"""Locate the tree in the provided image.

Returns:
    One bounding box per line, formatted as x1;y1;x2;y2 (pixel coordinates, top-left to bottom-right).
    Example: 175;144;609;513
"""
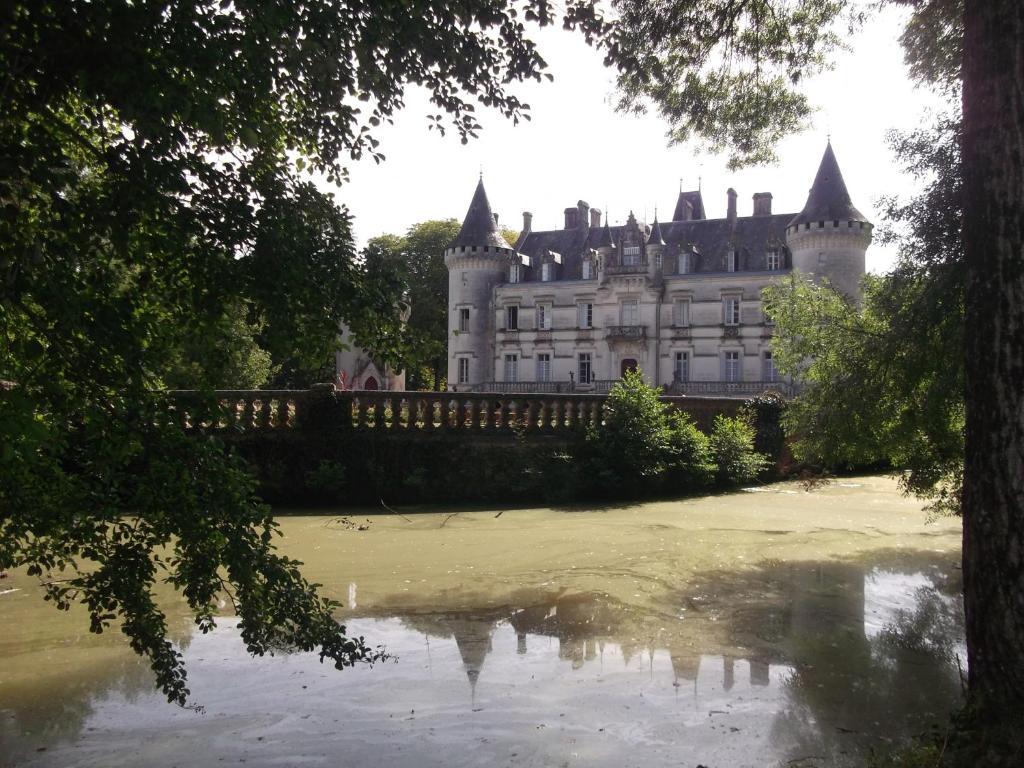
0;0;611;704
763;116;965;518
364;220;460;391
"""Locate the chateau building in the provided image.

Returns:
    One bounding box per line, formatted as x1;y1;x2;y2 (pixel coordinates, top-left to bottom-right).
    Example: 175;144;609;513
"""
445;142;872;395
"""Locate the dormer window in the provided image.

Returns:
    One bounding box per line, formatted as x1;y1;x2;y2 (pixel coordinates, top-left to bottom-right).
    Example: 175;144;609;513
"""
541;262;553;282
766;249;781;271
623;245;641;266
509;263;520;283
581;258;593;280
726;249;739;272
679;252;691;274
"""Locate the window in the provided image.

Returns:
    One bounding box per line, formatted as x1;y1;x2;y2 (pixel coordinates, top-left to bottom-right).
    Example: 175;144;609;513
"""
578;352;593;384
541;262;553;282
726;249;739;272
621;300;639;326
458;307;470;333
766;249;781;271
536;303;551;331
723;296;741;326
623;245;641;266
582;258;593;280
673;351;690;383
505;305;519;330
763;350;777;382
504;354;519;382
673;299;690;327
655;252;663;271
509;263;520;283
724;351;741;382
536;353;551;382
578;302;593;329
457;357;470;385
678;252;691;274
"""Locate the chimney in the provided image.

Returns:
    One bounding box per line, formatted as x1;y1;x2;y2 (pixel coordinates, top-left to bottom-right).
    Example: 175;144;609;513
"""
577;200;591;231
727;188;737;223
752;192;773;216
492;212;499;226
564;206;579;229
590;207;602;228
522;211;533;236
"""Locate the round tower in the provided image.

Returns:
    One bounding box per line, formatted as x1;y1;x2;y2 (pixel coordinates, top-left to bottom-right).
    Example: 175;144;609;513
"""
445;177;518;390
786;141;873;301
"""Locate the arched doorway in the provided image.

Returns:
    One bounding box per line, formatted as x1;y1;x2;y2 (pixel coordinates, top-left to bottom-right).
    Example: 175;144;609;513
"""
363;376;379;390
620;359;638;377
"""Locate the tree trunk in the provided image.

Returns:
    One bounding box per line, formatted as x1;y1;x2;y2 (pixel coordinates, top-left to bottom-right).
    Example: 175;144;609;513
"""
961;0;1024;720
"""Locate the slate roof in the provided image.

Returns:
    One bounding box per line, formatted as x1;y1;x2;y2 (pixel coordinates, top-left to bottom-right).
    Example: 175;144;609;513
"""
648;216;666;246
450;178;515;250
515;212;794;279
790;142;868;227
672;190;707;221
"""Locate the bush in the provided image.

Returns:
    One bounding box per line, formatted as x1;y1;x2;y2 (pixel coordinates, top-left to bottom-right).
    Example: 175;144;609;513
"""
666;411;716;489
585;370;677;495
710;414;771;485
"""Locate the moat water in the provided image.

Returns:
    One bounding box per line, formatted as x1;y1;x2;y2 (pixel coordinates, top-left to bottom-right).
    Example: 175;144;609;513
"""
1;476;964;767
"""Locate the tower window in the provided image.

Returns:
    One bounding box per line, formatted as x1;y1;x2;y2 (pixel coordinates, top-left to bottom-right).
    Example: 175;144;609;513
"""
509;263;520;283
457;357;470;385
458;307;470;332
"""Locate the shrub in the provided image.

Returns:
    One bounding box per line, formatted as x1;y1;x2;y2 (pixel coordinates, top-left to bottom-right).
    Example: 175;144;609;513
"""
710;414;771;485
666;411;716;489
585;369;676;495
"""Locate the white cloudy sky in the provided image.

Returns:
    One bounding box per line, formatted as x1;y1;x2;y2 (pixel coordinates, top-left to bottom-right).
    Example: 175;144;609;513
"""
335;5;949;274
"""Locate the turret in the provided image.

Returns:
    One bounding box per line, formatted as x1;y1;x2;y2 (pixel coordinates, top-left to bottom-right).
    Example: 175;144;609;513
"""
646;214;666;277
786;141;872;300
445;178;518;390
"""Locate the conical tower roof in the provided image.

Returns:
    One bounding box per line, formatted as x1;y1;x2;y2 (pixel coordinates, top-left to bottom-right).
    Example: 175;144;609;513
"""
450;178;514;250
648;216;665;246
591;220;615;248
790;142;868;228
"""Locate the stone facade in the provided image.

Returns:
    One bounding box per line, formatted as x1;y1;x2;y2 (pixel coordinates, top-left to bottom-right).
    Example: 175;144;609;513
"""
446;143;872;395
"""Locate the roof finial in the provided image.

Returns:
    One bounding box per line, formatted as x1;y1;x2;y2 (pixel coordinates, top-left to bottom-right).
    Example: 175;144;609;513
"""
679;178;683;193
478;164;483;180
698;175;702;192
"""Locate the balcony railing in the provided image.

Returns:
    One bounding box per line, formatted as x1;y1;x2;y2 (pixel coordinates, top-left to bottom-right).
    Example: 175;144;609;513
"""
471;381;575;394
606;325;647;341
605;262;648;275
669;380;795;397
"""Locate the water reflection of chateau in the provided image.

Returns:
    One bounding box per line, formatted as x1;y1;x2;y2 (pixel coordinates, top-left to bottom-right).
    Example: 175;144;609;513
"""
383;557;963;765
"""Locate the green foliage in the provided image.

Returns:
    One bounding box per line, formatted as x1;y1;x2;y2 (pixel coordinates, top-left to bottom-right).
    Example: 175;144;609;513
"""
363;219;461;391
709;414;771;485
763;117;964;516
610;0;848;167
583;371;717;496
2;0;618;704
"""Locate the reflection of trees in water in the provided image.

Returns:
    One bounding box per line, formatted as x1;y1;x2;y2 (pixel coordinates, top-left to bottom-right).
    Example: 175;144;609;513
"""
0;618;196;762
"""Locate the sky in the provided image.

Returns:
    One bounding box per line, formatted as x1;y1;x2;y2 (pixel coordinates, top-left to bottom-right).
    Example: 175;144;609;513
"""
335;5;949;274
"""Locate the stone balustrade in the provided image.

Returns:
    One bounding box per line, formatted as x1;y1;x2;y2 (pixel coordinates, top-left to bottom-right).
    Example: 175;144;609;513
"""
165;386;744;436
